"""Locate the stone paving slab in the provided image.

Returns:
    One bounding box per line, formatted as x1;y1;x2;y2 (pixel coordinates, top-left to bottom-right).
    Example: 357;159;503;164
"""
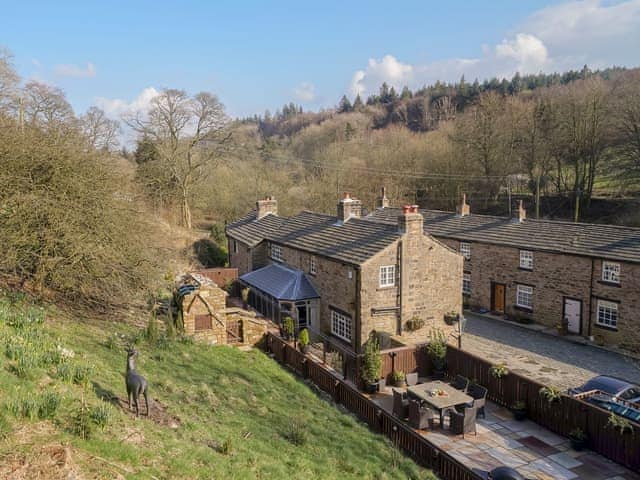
462;313;640;390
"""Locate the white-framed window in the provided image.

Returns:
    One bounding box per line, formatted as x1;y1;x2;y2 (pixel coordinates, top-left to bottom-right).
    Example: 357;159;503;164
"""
596;299;618;329
602;261;620;284
460;242;471;260
309;256;317;275
519;250;533;270
516;284;533;310
331;309;352;342
270;243;283;262
233;240;238;254
379;265;396;288
462;273;471;295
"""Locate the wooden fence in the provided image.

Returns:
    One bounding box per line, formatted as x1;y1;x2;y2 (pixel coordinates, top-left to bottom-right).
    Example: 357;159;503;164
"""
266;333;483;480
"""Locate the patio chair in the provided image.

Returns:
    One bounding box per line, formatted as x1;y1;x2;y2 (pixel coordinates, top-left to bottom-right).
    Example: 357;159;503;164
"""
392;388;409;419
467;384;488;418
449;405;477;438
406;372;419;386
450;374;469;392
408;399;435;430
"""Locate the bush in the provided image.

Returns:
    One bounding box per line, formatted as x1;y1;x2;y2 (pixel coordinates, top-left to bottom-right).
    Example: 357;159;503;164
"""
361;331;382;384
298;328;309;349
425;327;447;368
539;385;562;403
282;316;295;339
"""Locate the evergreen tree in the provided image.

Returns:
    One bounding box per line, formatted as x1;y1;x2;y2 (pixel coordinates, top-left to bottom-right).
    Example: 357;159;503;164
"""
338;95;353;113
400;86;413;100
353;94;364;111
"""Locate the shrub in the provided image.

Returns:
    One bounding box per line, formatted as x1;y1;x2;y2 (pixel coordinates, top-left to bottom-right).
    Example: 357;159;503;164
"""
539;385;562;403
607;413;634;435
298;328;309;349
282;316;295;338
38;391;62;420
425;327;447;370
361;331;382;384
391;370;406;384
489;363;508;379
569;427;587;441
284;419;307;446
90;403;112;431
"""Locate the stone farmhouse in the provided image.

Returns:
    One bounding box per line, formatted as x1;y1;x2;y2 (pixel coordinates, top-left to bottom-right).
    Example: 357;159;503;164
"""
367;193;640;350
225;194;463;354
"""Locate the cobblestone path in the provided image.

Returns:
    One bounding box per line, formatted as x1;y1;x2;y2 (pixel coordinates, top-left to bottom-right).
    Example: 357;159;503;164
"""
461;313;640;390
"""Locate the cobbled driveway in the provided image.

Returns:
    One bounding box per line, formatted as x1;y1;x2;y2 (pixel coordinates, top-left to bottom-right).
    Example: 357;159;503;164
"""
461;313;640;391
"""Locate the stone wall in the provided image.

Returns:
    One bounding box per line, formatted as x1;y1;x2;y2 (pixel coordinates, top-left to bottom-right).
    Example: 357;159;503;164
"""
228;238;251;274
438;238;640;348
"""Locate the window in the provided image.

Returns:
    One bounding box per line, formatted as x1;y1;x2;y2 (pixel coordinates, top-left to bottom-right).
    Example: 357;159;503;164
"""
270;243;283;262
379;265;396;288
602;261;620;284
331;309;352;342
194;314;212;331
309;257;317;275
519;250;533;270
462;273;471;295
516;284;533;310
597;300;618;329
233;240;238;254
460;242;471;260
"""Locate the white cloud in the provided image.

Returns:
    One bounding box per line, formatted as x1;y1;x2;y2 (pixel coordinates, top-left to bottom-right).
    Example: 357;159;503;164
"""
347;0;640;98
95;87;160;118
293;82;316;102
53;62;97;78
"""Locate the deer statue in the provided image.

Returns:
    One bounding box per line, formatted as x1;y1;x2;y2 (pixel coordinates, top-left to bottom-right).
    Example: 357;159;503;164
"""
125;346;150;417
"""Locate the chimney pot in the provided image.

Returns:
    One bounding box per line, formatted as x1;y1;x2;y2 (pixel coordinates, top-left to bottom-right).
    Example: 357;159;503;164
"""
337;193;362;222
398;206;424;234
377;187;390;209
457;193;470;217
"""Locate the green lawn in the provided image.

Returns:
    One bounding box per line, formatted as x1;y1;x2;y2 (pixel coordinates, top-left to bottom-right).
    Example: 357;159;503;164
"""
0;296;435;479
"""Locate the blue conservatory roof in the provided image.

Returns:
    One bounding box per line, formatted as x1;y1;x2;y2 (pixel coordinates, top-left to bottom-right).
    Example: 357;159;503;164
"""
239;263;320;301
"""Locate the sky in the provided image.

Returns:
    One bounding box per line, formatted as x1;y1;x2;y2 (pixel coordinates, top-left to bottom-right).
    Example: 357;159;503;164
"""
1;0;640;120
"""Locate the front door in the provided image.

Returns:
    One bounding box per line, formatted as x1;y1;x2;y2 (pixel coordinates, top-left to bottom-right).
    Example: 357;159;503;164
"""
492;283;506;313
564;298;582;334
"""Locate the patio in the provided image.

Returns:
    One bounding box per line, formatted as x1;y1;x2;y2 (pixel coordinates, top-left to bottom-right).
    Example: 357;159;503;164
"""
371;388;640;480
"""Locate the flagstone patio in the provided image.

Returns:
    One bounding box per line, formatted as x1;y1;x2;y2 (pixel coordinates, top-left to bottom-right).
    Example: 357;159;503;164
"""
371;389;640;480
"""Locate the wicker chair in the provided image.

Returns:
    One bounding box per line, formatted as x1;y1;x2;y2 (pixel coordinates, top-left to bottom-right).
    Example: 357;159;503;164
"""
392;388;409;419
408;399;435;430
450;374;469;392
467;384;488;418
449;405;477;438
406;372;419;386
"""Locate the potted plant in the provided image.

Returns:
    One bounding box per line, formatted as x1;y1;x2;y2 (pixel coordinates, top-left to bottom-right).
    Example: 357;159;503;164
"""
511;400;526;421
444;311;459;325
425;327;447;375
539;385;562;404
556;317;568;336
282;316;295;341
607;413;634;435
391;370;406;388
405;316;425;332
361;332;382;394
298;328;310;354
490;363;508;379
569;427;588;451
241;287;250;309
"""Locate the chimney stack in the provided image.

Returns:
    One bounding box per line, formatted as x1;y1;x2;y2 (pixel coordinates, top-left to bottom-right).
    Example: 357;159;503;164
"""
512;200;526;223
376;187;390;209
256;196;278;220
337;192;362;222
457;193;470;217
398;205;424;235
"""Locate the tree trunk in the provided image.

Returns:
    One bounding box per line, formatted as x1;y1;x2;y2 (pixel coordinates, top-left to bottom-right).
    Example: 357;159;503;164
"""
181;189;192;229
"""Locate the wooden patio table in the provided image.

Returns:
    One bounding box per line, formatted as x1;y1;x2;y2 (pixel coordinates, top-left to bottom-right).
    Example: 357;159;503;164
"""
407;380;473;427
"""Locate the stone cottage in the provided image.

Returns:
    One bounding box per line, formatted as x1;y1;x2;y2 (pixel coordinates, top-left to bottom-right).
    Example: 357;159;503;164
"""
225;194;463;354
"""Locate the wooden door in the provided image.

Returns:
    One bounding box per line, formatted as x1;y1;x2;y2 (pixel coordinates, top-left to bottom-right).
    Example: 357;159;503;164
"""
564;298;582;334
492;283;506;313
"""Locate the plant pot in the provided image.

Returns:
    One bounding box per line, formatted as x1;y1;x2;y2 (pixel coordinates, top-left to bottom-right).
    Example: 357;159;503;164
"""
364;382;378;394
444;315;458;326
512;408;526;421
570;437;587;451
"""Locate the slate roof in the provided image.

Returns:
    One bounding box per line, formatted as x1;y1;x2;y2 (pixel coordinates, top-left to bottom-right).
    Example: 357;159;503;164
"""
239;263;320;301
364;208;640;264
226;210;401;265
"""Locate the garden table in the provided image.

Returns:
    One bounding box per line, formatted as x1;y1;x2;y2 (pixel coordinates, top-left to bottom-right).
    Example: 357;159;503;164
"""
407;380;473;427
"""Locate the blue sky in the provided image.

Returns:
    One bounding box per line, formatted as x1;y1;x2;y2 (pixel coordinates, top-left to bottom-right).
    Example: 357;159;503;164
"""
2;0;639;119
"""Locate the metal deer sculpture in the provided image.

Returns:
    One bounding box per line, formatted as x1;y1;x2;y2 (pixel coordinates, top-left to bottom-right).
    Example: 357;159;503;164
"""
125;346;150;416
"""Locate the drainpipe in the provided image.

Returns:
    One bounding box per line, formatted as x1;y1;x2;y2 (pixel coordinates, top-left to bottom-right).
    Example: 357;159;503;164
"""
397;241;403;335
355;266;362;354
588;258;594;338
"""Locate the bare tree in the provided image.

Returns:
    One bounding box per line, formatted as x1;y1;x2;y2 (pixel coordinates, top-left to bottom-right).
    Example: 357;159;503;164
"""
612;71;640;185
22;80;75;127
80;106;120;151
128;88;229;228
0;48;19;115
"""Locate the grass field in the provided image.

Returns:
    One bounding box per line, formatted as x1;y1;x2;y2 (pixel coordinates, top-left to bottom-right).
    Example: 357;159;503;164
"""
0;295;435;479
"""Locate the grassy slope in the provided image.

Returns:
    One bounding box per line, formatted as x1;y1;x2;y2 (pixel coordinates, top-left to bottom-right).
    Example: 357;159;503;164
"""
0;298;434;480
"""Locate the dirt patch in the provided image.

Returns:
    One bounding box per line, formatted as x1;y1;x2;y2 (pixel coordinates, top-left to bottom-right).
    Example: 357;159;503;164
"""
0;443;83;480
114;396;181;429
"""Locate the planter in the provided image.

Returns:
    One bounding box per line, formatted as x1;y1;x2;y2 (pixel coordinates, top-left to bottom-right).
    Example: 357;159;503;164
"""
512;407;526;421
364;382;378;394
570;437;587;451
444;314;459;326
